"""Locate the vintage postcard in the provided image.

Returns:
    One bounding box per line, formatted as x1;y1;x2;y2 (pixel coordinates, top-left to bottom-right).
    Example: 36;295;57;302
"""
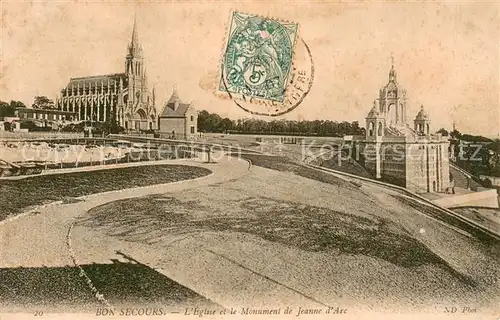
1;1;499;320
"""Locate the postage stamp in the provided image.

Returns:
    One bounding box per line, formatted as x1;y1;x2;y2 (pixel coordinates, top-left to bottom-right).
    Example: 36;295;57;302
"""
219;12;299;104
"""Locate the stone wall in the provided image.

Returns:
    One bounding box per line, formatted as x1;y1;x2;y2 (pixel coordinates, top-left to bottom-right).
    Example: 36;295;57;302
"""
432;188;499;209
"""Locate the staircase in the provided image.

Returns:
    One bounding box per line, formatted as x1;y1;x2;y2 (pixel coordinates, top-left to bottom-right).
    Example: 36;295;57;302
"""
449;163;483;190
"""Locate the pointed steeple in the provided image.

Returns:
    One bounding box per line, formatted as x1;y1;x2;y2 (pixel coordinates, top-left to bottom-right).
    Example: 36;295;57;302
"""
168;84;180;104
131;14;139;48
127;14;142;58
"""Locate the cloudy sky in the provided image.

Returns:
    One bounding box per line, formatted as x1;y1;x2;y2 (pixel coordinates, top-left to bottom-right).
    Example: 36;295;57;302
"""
1;1;499;136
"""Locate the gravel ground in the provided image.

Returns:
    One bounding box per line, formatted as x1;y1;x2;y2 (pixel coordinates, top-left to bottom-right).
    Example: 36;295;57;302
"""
75;160;500;312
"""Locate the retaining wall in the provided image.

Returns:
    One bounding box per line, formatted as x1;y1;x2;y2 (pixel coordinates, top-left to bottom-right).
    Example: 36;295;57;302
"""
432;189;499;209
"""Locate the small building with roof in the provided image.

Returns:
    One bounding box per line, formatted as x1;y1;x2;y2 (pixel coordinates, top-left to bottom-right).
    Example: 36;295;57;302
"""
158;86;197;140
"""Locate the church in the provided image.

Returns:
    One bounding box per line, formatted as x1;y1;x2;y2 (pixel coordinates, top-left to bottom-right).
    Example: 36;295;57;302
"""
55;18;157;131
353;61;450;193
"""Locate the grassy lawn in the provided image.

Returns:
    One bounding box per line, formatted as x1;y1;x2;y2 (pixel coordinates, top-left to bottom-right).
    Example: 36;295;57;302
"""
78;194;474;287
0;165;211;221
452;207;500;233
319;152;374;179
231;153;360;191
0;261;217;312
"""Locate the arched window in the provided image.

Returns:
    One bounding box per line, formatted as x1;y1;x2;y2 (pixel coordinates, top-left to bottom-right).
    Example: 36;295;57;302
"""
388;104;396;125
378;122;383;136
426;123;430;134
368;122;374;136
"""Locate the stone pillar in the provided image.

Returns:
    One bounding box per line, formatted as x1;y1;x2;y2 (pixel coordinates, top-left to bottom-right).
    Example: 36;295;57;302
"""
103;95;107;123
76;83;80;120
395;100;399;126
437;144;442;192
89;82;93;121
96;93;101;123
84;97;88;121
75;98;79;121
425;145;430;192
375;141;382;179
65;89;69;111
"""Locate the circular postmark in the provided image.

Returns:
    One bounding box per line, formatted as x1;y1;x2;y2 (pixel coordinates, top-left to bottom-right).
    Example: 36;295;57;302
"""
218;13;314;117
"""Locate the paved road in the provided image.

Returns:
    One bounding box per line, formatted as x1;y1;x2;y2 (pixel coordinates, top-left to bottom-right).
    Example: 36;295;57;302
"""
0;153;250;313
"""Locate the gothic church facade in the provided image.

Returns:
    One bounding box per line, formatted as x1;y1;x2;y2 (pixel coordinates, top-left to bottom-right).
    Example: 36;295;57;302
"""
56;18;157;131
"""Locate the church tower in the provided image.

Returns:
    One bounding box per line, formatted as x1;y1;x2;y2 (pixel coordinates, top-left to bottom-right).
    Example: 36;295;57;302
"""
414;105;431;135
125;16;147;106
365;99;386;139
378;57;407;129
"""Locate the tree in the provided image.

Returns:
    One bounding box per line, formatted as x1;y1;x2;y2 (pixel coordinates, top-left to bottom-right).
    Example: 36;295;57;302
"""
436;128;449;136
219;118;234;132
450;129;461;139
197;109;370;136
488;139;500;153
0;101;11;118
32;96;55;109
10;100;26;109
0;100;24;118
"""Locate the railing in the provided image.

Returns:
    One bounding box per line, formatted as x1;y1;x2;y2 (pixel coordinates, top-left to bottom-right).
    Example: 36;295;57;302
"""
449;162;487;190
108;134;264;155
0;131;84;140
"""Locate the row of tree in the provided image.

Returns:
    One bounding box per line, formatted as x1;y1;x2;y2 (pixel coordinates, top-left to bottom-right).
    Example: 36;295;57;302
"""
197;110;365;136
0;100;26;118
0;96;56;119
446;128;500;178
436;127;494;143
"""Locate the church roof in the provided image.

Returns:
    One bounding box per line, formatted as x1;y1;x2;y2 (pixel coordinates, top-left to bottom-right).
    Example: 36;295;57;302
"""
415;105;429;120
366;100;381;118
166;89;181;105
380;60;406;97
65;73;126;88
160;86;192;117
366;106;380;118
160;103;191;117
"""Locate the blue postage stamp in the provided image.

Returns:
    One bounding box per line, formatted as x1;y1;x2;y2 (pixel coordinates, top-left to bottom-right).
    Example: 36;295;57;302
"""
220;12;299;103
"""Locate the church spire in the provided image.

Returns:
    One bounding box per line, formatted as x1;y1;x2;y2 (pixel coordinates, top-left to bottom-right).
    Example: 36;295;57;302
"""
127;14;142;58
389;53;396;82
131;14;139;48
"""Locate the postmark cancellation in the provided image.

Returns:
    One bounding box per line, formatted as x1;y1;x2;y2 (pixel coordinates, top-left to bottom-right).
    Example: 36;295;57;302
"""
218;12;313;116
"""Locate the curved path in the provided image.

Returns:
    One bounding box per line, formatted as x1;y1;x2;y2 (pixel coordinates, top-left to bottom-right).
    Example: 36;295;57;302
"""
2;150;499;317
0;153;250;311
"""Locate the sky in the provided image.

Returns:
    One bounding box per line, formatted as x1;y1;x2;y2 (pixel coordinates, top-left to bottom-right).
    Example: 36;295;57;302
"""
1;1;499;136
